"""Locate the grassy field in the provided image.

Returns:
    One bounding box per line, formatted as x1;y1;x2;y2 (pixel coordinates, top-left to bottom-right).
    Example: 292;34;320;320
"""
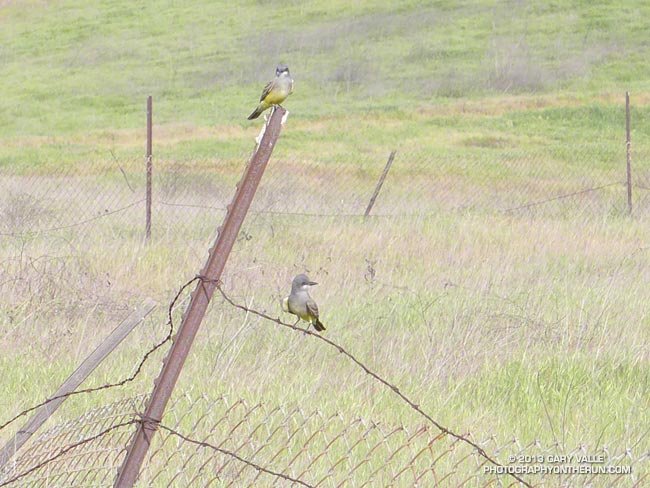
1;0;650;486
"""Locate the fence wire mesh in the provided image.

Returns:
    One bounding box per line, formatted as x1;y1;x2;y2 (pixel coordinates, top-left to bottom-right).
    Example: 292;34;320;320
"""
2;143;650;243
1;393;646;487
0;396;146;487
2;138;650;487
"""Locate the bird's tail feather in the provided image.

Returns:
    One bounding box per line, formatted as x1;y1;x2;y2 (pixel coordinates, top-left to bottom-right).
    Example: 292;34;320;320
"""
313;319;326;332
247;105;264;120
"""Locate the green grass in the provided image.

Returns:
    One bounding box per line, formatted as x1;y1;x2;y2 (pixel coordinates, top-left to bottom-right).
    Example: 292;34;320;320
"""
1;1;650;143
1;0;650;485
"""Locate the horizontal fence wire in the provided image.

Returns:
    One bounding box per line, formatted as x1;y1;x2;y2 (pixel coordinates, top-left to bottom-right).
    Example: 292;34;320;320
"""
0;393;646;487
2;144;650;242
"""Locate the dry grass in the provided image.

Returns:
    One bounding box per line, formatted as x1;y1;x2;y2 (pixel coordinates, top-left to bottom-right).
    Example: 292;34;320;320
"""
1;218;648;488
2;197;648;441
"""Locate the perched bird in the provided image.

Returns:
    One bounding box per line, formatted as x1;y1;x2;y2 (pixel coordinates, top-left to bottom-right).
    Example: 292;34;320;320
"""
282;274;326;332
247;64;293;120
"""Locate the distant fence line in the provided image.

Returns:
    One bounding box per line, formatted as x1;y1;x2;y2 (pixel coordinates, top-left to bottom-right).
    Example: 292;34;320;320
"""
2;144;649;241
2;93;650;240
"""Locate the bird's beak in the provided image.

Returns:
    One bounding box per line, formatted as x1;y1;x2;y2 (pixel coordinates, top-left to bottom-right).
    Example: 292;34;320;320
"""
307;281;318;286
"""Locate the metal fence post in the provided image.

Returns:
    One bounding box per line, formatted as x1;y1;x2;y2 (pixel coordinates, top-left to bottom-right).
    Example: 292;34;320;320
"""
113;106;287;487
626;91;632;215
146;96;153;241
364;150;396;218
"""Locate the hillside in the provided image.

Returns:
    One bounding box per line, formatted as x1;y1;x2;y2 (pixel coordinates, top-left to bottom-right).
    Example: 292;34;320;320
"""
1;1;649;162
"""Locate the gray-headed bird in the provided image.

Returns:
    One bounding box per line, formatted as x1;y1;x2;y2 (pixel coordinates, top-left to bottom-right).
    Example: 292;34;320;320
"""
247;64;293;120
282;274;326;332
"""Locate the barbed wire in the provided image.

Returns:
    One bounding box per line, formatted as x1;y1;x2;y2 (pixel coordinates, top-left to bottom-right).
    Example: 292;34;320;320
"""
2;146;648;486
159;201;366;218
2;273;534;486
4;389;645;488
3;271;645;486
0;419;137;487
1;414;316;488
157;424;315;487
0;274;197;435
211;279;532;488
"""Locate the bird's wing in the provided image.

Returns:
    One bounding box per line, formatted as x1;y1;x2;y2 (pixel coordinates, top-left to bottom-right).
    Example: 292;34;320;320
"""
306;298;319;320
259;79;276;102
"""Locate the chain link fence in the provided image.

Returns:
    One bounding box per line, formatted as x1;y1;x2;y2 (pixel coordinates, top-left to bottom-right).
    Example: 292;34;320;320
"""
0;396;146;487
1;393;645;487
2;137;650;486
2;143;650;243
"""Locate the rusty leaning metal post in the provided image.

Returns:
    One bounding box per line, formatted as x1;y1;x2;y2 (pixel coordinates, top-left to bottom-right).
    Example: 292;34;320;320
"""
364;150;396;219
626;91;632;215
114;106;287;487
145;96;153;241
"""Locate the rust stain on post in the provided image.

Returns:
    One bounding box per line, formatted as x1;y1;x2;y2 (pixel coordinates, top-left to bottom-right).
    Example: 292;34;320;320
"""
114;107;287;487
364;150;396;218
